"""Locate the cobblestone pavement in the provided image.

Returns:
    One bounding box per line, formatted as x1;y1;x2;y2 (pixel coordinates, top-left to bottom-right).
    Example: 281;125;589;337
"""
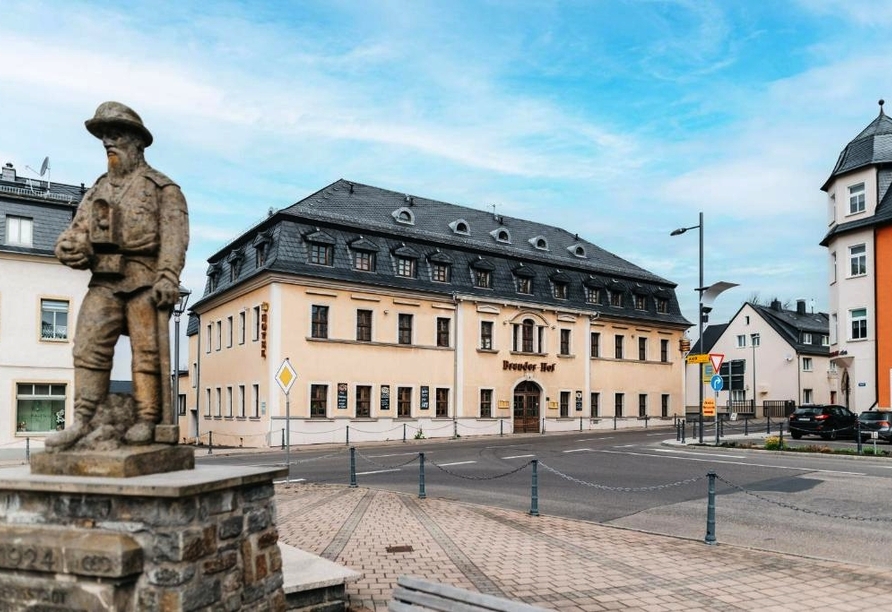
275;482;892;611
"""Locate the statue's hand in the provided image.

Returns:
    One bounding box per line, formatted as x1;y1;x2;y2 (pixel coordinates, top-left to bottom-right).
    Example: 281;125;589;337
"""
153;277;180;309
55;237;92;269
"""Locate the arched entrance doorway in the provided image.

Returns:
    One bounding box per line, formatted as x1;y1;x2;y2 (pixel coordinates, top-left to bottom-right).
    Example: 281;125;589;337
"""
513;381;541;433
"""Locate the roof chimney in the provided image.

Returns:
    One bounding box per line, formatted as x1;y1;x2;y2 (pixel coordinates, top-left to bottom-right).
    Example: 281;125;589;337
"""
796;299;806;315
771;299;782;311
1;163;15;183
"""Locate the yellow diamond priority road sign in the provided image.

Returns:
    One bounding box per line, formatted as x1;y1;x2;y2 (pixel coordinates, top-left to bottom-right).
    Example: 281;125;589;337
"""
276;359;297;394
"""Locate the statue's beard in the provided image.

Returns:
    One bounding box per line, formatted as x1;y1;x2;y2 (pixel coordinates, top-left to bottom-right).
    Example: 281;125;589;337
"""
107;152;137;178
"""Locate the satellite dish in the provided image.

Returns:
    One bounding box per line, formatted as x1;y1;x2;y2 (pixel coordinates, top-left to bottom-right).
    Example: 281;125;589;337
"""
39;156;49;176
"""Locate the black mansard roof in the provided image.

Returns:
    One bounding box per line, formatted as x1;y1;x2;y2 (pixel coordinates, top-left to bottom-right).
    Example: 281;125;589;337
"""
189;179;690;332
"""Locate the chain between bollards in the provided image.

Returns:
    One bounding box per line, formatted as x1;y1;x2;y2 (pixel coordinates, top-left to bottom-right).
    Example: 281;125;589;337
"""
705;470;716;545
529;459;540;516
418;452;426;499
349;446;357;488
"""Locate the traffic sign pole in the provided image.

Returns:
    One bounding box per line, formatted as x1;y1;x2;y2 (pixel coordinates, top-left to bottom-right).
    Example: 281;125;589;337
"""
276;358;298;484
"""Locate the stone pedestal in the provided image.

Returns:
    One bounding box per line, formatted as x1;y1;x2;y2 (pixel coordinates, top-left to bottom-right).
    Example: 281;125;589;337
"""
0;463;288;612
30;445;195;478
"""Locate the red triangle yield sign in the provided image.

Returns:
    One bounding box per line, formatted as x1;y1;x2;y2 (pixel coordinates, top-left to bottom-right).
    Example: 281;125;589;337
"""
709;353;724;373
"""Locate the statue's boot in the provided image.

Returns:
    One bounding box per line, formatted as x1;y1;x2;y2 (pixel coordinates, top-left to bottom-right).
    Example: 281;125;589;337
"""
124;372;160;445
44;368;107;452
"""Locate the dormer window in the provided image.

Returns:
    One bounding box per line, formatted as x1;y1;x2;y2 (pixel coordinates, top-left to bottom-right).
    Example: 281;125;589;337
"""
568;244;587;258
396;257;416;278
252;231;272;268
305;229;336;266
609;291;623;307
553;281;568;300
449;219;470;235
529;235;549;251
428;250;452;283
656;297;669;313
491;228;511;244
392;207;415;225
586;286;601;304
633;294;647;310
349;237;379;273
471;257;495;289
207;262;221;292
227;249;244;282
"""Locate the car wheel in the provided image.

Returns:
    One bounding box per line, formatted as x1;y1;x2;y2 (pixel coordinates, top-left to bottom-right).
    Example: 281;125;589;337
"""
791;432;802;440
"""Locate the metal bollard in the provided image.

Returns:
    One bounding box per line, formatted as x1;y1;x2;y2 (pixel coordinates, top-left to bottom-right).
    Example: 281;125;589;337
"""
500;419;504;436
239;437;243;448
857;420;863;454
346;425;350;447
281;429;285;450
744;417;749;436
579;417;583;432
778;422;784;446
644;415;649;429
349;447;357;488
418;452;426;499
676;421;680;441
453;420;458;439
529;460;540;517
25;437;30;463
705;470;716;545
681;419;686;444
766;415;771;435
403;423;407;443
208;431;213;455
541;418;546;434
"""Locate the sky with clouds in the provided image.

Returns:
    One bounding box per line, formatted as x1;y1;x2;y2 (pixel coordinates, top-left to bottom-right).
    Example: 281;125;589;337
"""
2;0;890;334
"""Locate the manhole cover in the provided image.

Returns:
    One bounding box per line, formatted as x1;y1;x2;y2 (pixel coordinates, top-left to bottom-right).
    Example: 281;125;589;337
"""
386;545;414;553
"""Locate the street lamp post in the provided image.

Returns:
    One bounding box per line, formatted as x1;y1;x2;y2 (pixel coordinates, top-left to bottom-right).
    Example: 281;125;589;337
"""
173;285;191;436
751;333;760;415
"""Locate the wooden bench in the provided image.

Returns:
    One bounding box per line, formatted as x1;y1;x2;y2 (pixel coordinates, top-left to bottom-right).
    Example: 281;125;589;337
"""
389;576;549;612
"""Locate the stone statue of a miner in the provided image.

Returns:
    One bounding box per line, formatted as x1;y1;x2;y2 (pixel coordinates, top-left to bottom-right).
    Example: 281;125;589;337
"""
45;101;189;452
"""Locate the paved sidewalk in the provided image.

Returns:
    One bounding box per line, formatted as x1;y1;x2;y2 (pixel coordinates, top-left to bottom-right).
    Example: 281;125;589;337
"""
276;481;891;611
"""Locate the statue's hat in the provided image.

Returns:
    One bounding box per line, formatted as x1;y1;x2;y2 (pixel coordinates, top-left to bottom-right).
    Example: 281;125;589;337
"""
85;101;153;147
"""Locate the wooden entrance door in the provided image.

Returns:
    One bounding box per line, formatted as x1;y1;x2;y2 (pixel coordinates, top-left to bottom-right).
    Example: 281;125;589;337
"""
513;381;541;433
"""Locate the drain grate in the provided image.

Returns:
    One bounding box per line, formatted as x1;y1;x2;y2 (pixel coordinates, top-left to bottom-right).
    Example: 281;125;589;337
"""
386;544;414;553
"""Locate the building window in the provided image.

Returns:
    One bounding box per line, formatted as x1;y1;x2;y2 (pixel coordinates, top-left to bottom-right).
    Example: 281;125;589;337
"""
226;387;233;417
517;276;533;295
216;321;222;351
831;251;838;283
354;251;375;272
238;311;246;344
435;388;449;418
851;308;868;340
801;332;812;344
310;384;327;418
614;334;624;359
661;394;669;418
432;262;451;283
436;317;451;348
6;215;33;246
638;394;647;418
40;299;69;340
253;306;261;341
15;383;66;433
634;294;646;310
849;244;866;276
309;243;333;266
736;335;746;348
311;305;329;339
206;323;212;353
656;297;668;314
803;388;813;404
591;392;600;417
522;319;534;353
215;387;222;417
474;269;492;289
398;314;413;345
356;385;371;418
560;391;570;417
238;385;245;418
553;282;568;300
609;291;622;307
585;287;601;304
560;329;571;355
849;182;865;214
614;393;624;418
638;337;647;361
356;309;372;342
822;335;829;347
396;257;416;278
205;388;211;417
397;386;412;417
802;357;813;372
590;332;600;358
226;316;233;348
252;384;260;418
256;246;266;268
480;389;493;418
478;320;494;350
660;339;669;363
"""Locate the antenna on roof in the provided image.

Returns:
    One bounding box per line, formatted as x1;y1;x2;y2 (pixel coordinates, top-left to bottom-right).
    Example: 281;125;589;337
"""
25;156;51;190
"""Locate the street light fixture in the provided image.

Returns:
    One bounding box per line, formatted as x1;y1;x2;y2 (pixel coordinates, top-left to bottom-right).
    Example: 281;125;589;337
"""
671;212;737;443
750;333;760;414
173;285;191;431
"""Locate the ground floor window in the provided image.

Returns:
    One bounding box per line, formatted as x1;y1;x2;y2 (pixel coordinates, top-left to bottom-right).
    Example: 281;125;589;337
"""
356;385;372;418
614;393;624;417
16;383;66;433
480;389;493;418
638;394;647;418
661;394;669;418
435;388;449;417
591;392;600;417
397;386;412;417
311;384;328;418
560;391;570;417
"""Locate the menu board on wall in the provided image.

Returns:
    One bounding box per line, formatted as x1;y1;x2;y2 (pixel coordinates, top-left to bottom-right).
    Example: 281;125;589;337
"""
380;385;390;410
575;390;583;411
337;383;348;410
420;386;429;410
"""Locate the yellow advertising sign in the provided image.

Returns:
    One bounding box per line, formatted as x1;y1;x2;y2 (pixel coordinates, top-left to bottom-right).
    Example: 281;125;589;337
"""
702;364;715;383
686;353;709;364
702;397;716;417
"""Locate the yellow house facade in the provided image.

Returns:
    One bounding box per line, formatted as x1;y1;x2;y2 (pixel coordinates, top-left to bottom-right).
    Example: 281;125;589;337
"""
183;180;690;447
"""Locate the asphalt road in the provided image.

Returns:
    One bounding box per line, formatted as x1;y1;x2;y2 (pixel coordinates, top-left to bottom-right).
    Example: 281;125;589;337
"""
198;426;892;569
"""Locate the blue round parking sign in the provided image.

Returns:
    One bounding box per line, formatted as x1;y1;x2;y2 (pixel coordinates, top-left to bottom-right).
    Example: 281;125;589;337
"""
710;374;724;392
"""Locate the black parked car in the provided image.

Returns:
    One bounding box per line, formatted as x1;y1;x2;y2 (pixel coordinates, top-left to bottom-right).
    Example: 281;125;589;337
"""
858;411;892;443
788;405;858;440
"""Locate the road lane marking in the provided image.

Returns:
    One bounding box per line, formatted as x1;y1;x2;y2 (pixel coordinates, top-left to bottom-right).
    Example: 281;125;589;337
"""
563;448;592;453
503;454;535;459
613;444;635;448
437;461;476;467
594;449;865;475
654;448;746;459
369;452;425;458
356;469;402;475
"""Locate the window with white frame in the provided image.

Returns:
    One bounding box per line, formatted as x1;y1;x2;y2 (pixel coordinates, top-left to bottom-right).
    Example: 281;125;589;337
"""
802;357;813;372
252;384;260;417
831;313;838;345
849;183;865;214
803;388;813;404
822;335;829;347
802;332;812;344
830;251;837;283
479;389;493;418
850;308;868;340
15;383;66;433
5;215;33;246
238;385;245;417
480;321;494;350
238;311;246;344
849;244;866;276
40;299;69;340
736;335;746;348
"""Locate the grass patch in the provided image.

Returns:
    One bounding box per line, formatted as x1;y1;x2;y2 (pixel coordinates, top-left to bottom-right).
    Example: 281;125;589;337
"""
720;438;892;457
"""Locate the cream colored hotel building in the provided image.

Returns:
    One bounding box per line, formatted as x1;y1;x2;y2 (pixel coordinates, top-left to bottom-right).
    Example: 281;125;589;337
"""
183;180;690;447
